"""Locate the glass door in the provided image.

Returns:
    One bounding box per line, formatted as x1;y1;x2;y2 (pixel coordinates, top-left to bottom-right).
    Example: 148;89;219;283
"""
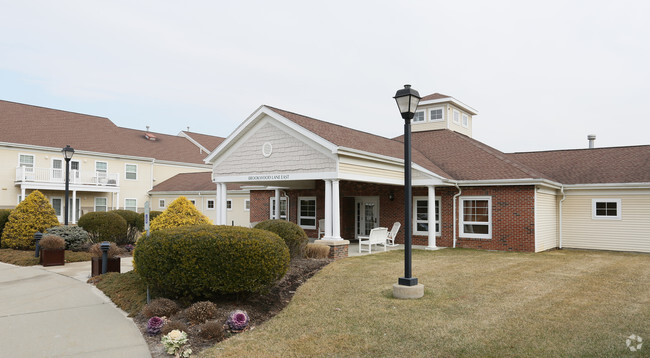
51;197;63;222
355;197;380;238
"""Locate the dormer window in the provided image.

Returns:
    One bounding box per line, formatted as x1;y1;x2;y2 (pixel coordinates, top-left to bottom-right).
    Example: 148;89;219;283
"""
453;110;460;124
430;108;443;122
462;114;469;127
413;110;425;123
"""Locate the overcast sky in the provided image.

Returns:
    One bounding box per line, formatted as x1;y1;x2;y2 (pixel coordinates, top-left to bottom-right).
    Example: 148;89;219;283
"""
2;0;649;153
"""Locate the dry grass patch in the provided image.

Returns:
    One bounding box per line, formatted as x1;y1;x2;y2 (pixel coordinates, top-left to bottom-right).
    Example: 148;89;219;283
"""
0;249;91;265
201;249;650;357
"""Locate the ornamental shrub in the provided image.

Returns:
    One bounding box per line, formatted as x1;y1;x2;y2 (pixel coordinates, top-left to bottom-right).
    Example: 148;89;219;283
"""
143;298;180;318
110;210;140;244
1;191;59;250
0;209;12;241
186;301;218;324
39;235;65;250
149;197;211;231
45;225;90;251
77;212;127;243
305;243;331;259
254;220;308;260
199;321;225;340
136;211;163;231
88;242;122;258
134;225;290;300
161;321;188;336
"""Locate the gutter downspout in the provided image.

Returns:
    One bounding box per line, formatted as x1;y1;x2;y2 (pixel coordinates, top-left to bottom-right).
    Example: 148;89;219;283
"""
453;182;462;248
558;185;566;249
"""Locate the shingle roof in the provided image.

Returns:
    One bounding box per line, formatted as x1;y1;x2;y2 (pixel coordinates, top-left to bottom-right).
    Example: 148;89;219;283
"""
0;100;212;164
150;172;242;192
420;93;451;101
396;130;552;181
181;131;225;153
267;106;453;178
510;146;650;184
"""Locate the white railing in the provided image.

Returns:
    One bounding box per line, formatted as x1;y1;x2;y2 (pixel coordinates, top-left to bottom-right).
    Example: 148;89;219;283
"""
15;167;120;187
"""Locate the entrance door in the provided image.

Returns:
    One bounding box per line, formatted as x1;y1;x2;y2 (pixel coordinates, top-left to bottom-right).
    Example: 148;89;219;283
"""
355;197;380;238
51;197;63;222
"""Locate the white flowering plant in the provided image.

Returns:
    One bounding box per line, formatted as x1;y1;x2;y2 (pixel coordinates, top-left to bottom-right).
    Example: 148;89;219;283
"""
161;329;192;357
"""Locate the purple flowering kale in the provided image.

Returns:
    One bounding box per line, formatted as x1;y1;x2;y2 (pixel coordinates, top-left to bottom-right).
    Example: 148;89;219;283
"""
147;316;165;335
226;310;249;331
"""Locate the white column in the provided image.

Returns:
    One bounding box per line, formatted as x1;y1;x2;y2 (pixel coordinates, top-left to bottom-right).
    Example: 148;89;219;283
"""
115;192;120;210
216;182;223;225
20;186;25;202
72;191;77;224
331;180;341;239
324;179;332;239
274;189;281;220
427;185;437;248
221;183;228;225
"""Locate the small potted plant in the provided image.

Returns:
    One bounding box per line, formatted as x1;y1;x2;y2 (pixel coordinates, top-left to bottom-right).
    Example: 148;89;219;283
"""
90;242;122;276
40;235;66;266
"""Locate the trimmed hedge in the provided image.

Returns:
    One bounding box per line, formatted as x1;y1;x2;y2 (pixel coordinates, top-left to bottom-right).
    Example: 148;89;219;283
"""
1;191;59;250
134;225;290;300
254;220;308;259
45;225;90;251
78;212;127;243
111;209;140;244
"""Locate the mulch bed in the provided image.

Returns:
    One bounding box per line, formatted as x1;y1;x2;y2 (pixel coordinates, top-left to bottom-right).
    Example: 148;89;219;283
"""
135;258;332;357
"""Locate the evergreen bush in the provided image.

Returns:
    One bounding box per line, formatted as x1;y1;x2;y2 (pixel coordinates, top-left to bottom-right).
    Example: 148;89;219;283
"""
1;191;59;250
45;225;90;251
0;209;12;241
77;212;127;243
134;225;290;300
254;219;308;259
111;209;140;244
149;196;211;231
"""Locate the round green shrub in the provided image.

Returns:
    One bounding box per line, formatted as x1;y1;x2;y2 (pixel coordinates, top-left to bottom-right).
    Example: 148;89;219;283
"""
134;225;290;300
77;212;127;244
1;191;59;250
111;209;140;244
45;225;90;251
136;211;163;231
254;219;308;260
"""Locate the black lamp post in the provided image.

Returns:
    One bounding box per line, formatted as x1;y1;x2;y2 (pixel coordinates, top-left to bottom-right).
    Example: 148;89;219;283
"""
62;145;75;225
394;84;421;287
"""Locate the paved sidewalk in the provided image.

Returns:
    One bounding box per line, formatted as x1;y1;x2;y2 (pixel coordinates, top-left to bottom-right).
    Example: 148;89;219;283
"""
0;260;150;357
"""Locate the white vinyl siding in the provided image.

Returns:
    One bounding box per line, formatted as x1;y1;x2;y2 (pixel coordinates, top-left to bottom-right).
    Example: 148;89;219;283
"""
535;190;558;252
562;193;650;253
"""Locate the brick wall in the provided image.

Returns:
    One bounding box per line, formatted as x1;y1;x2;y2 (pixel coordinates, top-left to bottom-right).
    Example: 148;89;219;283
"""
251;182;536;252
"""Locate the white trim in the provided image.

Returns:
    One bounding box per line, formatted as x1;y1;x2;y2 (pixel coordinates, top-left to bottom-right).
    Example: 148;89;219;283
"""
298;196;317;229
124;198;137;212
459;196;492;239
592;198;621;220
564;183;650;190
94;197;108;212
125;163;138;180
177;131;211;154
418;96;478;115
413;196;441;236
159;199;166;208
244;199;250;211
213;171;338;183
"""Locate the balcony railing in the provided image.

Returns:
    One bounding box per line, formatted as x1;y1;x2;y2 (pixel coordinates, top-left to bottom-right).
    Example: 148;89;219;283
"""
15;167;120;187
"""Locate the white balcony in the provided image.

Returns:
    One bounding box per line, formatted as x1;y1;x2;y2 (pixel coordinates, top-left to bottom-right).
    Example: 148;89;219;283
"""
15;167;120;187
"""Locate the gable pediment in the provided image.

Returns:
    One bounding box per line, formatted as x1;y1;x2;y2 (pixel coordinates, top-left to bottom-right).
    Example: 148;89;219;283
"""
212;114;336;180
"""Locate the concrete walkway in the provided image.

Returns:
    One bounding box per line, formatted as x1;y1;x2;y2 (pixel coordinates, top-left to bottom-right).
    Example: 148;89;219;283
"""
0;260;150;357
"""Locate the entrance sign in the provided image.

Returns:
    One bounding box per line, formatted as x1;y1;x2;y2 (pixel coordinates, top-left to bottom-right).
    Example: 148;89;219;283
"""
144;200;150;236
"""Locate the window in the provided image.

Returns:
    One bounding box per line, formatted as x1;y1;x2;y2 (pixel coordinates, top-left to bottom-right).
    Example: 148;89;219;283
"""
95;161;108;182
52;159;63;180
95;197;107;212
125;199;137;212
19;154;34;168
430;108;443;121
462;114;469;127
189;199;196;206
413;197;441;235
460;197;491;239
245;199;250;211
298;197;317;229
159;199;166;208
207;199;215;209
453;110;460;124
413;110;425;123
51;198;62;217
270;197;288;220
125;164;137;180
227;200;232;210
593;199;621;220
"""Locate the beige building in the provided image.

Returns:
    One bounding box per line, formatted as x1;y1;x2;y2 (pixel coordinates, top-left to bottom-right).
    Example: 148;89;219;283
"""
0;100;226;223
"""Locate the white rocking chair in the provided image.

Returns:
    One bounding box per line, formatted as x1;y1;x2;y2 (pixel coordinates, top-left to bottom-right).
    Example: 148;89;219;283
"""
385;222;401;247
317;219;325;238
358;227;389;253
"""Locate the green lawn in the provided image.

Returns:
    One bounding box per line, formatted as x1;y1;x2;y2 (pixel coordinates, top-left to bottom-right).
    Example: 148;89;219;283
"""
200;249;650;357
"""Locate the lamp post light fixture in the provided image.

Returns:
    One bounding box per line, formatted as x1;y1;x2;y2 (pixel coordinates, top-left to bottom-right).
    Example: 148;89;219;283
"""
62;145;75;225
393;84;424;299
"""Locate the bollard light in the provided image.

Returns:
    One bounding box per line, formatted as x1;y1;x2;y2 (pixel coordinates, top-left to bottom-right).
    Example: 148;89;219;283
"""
34;232;43;258
100;241;110;274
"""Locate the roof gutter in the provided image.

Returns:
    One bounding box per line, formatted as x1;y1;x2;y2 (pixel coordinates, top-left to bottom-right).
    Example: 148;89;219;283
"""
454;178;563;189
